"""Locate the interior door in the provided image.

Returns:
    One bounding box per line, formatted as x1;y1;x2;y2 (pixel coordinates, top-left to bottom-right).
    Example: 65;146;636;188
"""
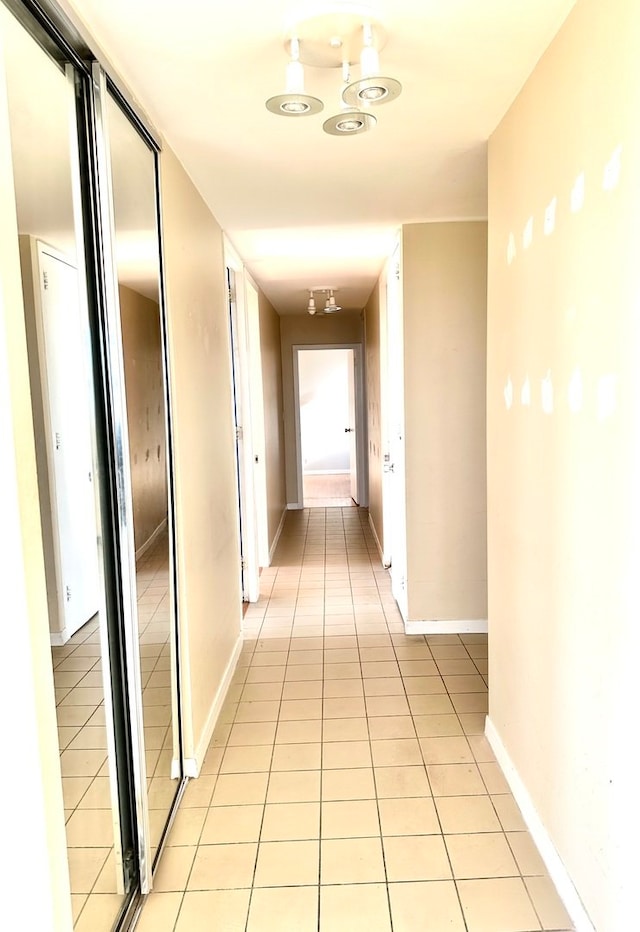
37;243;100;639
346;348;358;503
385;242;408;620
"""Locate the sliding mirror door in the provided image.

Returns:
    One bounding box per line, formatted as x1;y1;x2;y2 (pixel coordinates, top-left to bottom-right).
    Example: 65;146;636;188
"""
95;75;183;866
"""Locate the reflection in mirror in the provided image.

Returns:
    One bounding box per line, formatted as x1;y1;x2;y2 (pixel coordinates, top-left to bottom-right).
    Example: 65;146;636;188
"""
106;92;181;859
0;5;128;929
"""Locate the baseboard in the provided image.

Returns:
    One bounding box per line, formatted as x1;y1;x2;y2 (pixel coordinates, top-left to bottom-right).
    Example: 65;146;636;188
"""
135;517;168;563
49;629;68;647
404;618;488;635
183;634;243;778
287;502;303;510
268;507;287;565
367;513;390;568
485;716;595;932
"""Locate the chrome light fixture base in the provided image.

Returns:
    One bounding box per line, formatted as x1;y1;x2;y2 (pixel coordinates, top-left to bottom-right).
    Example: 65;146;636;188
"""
266;92;324;116
342;74;402;107
323;108;376;136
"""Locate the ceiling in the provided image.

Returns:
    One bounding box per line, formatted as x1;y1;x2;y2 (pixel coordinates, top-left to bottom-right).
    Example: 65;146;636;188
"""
60;0;576;314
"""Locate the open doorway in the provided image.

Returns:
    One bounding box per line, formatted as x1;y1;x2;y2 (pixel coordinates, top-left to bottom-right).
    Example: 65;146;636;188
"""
295;345;366;508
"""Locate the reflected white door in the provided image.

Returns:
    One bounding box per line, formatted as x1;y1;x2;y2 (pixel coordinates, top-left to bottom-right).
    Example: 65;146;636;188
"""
346;348;358;503
385;243;408;620
38;244;99;638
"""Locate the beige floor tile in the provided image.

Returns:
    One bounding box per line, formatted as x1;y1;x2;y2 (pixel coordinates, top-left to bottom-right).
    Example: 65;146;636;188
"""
435;795;500;834
286;663;324;681
320;836;385;884
280;698;323;720
321;799;380;838
413;714;464;737
467;735;496;762
247;885;319;932
227;721;277;747
60;749;107;778
271;742;321;771
266;769;321;803
322;767;376;800
507;832;548;875
420;735;474;764
479;760;511;794
322;740;372;769
323;696;366;718
261;802;320;841
275;719;322;744
388;880;466;932
66;847;110;893
175;889;251;932
136;892;183;931
366;695;410;717
491;794;528;831
451;693;488;714
211;772;268;806
65;808;115;847
446;832;519;879
70;894;87;924
254;839;319;886
220;744;273;774
187;843;257;890
525;875;574;928
378;796;439;835
371;738;423;766
427;763;486;796
234;700;280;723
457;877;541;931
283;680;323;699
61;775;92;808
458;712;487;735
201;805;264;844
73;894;124;932
374;765;431;798
362;677;404;696
367;715;415;739
152;845;197;892
323;678;364;698
241;682;283;702
320;883;391;932
166;807;208;845
322;717;369;742
384;834;451;881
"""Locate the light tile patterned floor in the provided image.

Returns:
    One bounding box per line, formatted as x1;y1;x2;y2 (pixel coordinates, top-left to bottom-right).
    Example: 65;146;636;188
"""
137;508;574;932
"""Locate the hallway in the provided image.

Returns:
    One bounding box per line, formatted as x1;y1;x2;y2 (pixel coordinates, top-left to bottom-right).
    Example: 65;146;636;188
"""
136;509;573;932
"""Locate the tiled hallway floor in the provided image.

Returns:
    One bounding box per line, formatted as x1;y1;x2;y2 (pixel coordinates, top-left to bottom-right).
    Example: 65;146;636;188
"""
137;508;573;932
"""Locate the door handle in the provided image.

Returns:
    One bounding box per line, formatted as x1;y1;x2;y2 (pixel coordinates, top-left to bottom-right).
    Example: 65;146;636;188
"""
383;463;395;473
344;428;354;433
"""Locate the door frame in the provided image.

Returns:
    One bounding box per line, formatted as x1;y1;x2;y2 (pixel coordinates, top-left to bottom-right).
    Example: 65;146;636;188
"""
292;342;368;509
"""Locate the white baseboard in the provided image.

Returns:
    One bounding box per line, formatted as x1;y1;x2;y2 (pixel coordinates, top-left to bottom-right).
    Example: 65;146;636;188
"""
287;502;303;510
404;618;488;635
183;634;243;778
49;629;68;647
268;508;287;565
367;514;390;568
135;517;168;563
485;716;595;932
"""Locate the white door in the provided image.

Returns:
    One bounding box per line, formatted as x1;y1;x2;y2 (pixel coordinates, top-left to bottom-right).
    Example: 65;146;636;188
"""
38;244;99;639
385;242;408;620
346;348;358;503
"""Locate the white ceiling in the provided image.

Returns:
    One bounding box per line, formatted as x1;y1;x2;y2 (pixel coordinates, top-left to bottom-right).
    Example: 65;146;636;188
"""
63;0;575;314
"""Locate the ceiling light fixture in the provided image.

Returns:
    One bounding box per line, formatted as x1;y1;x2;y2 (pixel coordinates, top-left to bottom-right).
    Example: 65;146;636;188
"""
306;287;342;315
265;37;323;117
265;6;401;135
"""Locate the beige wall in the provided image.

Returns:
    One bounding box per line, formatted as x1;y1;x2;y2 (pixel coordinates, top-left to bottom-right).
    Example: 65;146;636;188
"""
119;285;168;553
487;0;640;928
403;222;487;622
280;311;364;505
364;281;383;552
160;146;242;766
257;291;286;548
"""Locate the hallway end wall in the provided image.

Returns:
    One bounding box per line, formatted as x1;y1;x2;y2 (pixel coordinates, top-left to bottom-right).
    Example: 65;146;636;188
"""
487;0;640;928
257;291;287;554
280;312;364;507
402;221;488;624
160;146;242;771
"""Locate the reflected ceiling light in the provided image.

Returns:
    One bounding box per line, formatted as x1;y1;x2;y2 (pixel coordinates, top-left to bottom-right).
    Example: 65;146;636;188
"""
342;23;402;108
324;289;342;313
307;290;317;314
266;6;400;135
266;37;323;117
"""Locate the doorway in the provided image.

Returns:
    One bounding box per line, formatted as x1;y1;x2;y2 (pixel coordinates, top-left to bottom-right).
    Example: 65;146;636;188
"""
294;344;367;508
